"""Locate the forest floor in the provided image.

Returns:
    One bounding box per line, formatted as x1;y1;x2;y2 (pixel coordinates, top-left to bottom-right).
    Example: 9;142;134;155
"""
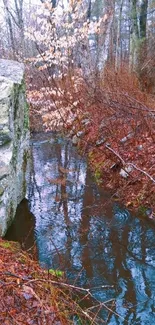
0;239;95;325
0;239;67;324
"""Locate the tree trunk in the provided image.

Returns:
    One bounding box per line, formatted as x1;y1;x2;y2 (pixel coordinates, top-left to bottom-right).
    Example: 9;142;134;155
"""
115;0;124;70
3;0;16;58
129;0;148;89
129;0;139;70
97;1;115;72
14;0;25;55
140;0;148;39
137;0;148;89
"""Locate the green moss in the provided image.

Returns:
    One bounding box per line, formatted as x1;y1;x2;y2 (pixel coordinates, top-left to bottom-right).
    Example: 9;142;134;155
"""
138;205;147;216
17;126;22;140
0;240;20;251
12;81;29;131
13;84;20;120
48;269;64;277
8;201;14;221
93;160;103;184
94;168;102;184
88;150;94;159
18;255;27;264
22;150;28;172
10;201;14;215
0;241;11;249
0;186;4;196
22;149;30;194
24;101;29;130
11;144;18;170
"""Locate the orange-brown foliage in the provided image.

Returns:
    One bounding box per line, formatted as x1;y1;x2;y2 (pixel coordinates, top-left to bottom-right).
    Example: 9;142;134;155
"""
26;63;155;211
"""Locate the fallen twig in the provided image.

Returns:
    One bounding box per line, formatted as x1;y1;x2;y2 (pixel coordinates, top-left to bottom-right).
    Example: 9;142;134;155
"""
105;145;155;183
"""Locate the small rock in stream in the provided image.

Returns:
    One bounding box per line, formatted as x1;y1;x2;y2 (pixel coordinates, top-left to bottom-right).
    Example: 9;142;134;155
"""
69;129;75;137
119;165;133;178
96;138;106;146
81;118;90;126
77;131;85;138
137;145;143;151
145;208;154;219
72;135;79;145
99;120;106;130
120;132;134;143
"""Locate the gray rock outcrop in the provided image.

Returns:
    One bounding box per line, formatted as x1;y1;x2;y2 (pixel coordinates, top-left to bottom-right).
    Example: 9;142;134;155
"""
0;59;29;236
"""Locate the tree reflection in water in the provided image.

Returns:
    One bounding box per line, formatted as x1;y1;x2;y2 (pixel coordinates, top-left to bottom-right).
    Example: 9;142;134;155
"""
17;133;155;324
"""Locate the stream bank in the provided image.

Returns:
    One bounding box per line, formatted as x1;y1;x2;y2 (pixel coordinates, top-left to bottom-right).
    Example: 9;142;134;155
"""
64;113;155;219
0;238;89;325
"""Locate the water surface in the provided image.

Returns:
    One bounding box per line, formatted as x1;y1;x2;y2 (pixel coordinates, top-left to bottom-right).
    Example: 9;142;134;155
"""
6;133;155;324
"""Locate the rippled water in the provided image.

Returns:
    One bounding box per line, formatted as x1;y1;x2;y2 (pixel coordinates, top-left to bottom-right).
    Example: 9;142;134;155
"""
5;132;155;324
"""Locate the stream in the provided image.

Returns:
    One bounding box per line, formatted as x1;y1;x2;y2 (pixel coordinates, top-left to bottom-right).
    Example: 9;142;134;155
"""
5;132;155;324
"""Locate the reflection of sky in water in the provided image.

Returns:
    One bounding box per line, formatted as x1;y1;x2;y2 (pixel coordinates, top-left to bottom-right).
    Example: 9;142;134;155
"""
27;133;155;325
29;136;86;268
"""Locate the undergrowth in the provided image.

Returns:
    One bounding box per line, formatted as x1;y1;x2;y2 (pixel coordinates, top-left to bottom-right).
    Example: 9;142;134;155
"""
26;63;155;212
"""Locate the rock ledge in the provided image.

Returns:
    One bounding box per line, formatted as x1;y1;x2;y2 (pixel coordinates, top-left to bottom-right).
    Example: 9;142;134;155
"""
0;59;29;236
